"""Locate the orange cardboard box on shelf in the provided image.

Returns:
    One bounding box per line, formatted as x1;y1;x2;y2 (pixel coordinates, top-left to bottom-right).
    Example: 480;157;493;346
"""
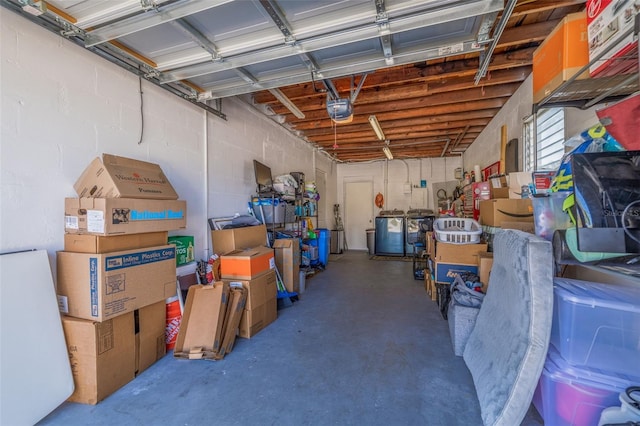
56;245;177;322
220;246;275;280
65;198;186;236
74;153;179;200
532;11;589;103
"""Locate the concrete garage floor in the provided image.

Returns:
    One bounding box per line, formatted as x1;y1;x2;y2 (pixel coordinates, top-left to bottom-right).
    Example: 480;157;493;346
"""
39;250;543;426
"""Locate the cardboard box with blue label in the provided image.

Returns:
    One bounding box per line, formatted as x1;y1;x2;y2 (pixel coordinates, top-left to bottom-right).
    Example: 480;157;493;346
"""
57;245;177;322
65;198;186;236
434;262;478;285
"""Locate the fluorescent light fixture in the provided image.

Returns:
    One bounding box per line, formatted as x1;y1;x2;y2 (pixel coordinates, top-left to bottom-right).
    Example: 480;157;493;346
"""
368;115;385;140
382;146;393;160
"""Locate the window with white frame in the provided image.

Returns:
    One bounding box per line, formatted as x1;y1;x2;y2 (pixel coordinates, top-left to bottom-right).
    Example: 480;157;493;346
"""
523;107;565;172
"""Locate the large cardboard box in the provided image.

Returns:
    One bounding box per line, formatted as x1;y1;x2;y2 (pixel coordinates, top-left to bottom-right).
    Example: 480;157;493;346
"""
434;262;478;284
532;11;589;103
57;245;177;322
274;238;300;293
136;301;166;375
507;172;533;199
476;252;494;293
224;270;278;339
173;282;230;360
210;224;266;255
223;270;277;311
587;0;638;77
74;153;179;200
220;246;275;280
239;297;277;339
435;242;488;265
62;312;136;405
479;199;533;227
64;231;168;253
216;284;247;359
65;198;186;236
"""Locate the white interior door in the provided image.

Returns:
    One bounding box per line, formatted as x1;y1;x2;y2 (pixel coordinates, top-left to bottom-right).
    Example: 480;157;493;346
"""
345;181;373;250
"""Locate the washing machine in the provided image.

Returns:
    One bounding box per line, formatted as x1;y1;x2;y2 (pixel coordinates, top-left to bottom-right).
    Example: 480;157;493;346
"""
375;210;405;256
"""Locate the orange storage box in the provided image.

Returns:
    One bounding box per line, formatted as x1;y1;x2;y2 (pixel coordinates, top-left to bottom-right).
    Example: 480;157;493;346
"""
532;11;589;104
220;246;275;280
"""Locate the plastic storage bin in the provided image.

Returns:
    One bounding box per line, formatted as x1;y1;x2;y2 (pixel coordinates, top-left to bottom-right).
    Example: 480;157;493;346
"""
433;218;482;244
551;278;640;380
533;346;635;426
252;198;286;224
531;192;572;241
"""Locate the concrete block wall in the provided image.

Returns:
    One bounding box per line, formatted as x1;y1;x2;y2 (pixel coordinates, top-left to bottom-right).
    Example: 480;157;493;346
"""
0;11;330;266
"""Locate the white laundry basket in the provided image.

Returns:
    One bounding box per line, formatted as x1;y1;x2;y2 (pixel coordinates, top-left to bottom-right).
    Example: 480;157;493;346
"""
434;218;482;244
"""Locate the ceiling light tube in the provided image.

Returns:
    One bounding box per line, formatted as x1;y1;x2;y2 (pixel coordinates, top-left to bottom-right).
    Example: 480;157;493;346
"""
368;115;385;140
382;146;393;160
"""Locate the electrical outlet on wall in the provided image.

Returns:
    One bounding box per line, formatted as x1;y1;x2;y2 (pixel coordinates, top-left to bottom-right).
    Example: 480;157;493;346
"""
403;183;412;193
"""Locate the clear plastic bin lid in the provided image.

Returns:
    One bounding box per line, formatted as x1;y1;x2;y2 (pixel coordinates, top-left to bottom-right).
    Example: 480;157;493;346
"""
545;345;638;389
553;277;640;313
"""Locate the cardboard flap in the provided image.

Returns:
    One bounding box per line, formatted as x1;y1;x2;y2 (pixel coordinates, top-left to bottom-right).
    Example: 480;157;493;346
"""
173;282;230;358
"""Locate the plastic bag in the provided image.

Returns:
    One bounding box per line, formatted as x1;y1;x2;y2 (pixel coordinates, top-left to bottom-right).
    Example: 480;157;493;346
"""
550;124;624;193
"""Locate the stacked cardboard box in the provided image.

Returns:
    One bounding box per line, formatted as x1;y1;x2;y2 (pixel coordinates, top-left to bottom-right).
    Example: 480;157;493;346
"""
57;154;185;404
433;241;488;285
209;225;279;340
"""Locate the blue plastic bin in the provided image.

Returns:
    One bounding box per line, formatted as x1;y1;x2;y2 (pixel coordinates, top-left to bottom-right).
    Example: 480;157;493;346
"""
317;228;330;266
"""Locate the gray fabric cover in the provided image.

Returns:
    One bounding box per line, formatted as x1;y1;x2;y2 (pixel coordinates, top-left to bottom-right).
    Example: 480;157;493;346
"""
463;229;553;426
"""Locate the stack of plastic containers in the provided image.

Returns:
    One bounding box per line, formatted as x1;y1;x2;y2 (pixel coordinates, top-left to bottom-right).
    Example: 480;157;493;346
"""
533;277;640;425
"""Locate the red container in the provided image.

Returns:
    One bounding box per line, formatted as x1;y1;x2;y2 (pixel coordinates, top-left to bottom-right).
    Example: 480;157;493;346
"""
165;296;181;351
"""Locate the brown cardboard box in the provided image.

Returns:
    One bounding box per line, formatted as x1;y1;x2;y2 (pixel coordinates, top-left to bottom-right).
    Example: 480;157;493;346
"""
64;232;168;253
62;313;136;405
479;199;533;227
136;301;166;375
274;238;300;293
500;221;536;234
56;245;177;322
532;11;588;103
216;285;247;359
74;153;179;200
476;252;494;293
173;282;230;359
210;224;267;255
225;270;277;339
435;242;488;265
223;270;277;311
65;198;186;236
434;262;478;284
507;172;533;199
239;297;277;339
426;233;436;259
491;187;510;199
220;246;275;280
